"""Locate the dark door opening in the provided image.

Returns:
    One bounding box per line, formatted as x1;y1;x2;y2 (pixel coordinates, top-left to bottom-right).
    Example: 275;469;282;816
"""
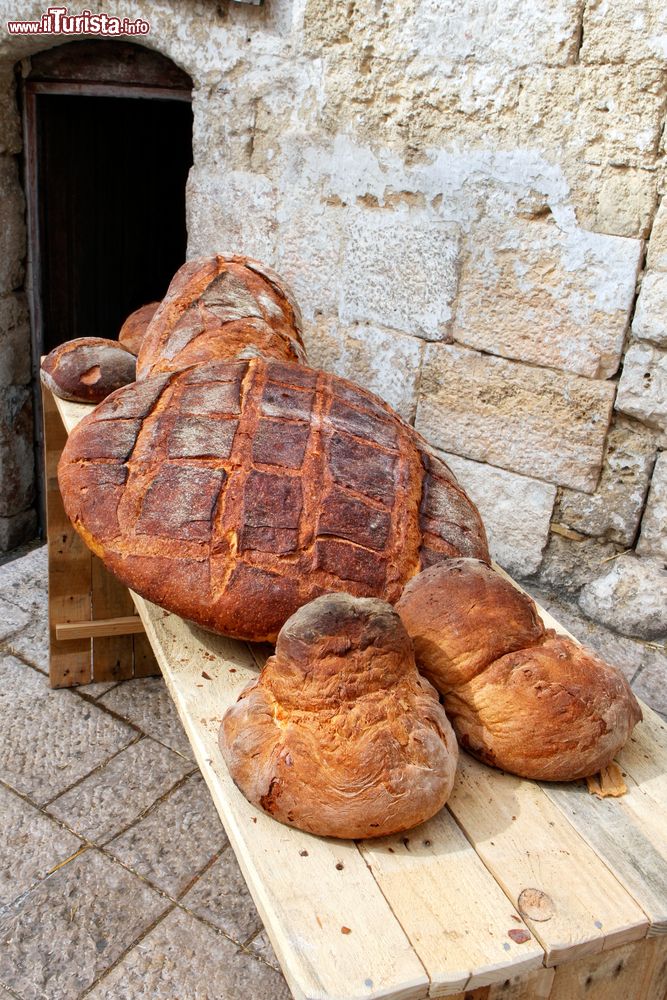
21;40;193;531
36;92;192;351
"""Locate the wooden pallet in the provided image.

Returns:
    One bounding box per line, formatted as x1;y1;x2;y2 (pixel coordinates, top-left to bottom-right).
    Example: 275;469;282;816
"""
50;391;667;1000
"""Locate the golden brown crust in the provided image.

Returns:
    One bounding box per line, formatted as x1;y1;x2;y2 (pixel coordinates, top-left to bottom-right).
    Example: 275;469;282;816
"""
58;358;489;642
40;338;136;404
219;593;458;838
397;559;545;691
136;255;306;379
397;559;642;781
118;302;160;356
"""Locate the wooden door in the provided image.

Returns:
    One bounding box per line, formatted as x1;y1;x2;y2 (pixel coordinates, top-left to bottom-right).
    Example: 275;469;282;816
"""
22;40;193;528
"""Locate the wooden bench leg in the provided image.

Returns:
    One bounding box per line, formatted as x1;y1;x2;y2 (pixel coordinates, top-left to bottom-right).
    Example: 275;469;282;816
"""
44;386;93;688
43;386;160;687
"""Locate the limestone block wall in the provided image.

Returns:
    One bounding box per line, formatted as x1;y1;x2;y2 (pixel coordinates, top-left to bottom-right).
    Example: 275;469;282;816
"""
0;0;665;639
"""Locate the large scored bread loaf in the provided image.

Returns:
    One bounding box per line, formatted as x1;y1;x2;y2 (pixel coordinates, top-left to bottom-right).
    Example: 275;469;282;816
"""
118;302;160;356
41;337;136;404
58;357;489;642
219;593;458;838
396;559;642;781
136;254;306;378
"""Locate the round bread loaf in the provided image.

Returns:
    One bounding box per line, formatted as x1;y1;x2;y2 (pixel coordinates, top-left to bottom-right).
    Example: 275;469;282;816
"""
58;357;489;642
219;593;459;838
396;559;643;781
118;302;160;356
40;338;136;404
136;254;306;378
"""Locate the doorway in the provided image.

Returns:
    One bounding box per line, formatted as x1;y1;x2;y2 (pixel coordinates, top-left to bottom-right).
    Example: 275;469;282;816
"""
21;40;193;527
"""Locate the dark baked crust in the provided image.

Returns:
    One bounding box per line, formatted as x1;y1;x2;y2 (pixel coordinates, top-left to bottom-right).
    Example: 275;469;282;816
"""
136;254;307;378
219;593;458;838
58;358;489;642
40;338;136;404
397;559;642;780
118;302;160;356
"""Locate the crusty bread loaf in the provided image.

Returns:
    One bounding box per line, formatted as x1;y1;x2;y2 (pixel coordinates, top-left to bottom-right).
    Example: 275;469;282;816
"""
58;357;489;642
118;302;160;356
396;559;642;781
136;254;306;378
219;593;458;838
40;338;136;404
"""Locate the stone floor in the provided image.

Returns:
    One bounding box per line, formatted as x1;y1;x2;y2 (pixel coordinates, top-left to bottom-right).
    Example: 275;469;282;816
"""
0;543;665;1000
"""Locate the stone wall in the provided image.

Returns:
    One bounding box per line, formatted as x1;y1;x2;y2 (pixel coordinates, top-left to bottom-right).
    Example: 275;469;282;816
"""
0;0;665;639
0;61;35;550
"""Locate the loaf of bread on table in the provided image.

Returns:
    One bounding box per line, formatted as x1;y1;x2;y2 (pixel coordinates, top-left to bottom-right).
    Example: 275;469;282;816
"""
219;593;458;838
40;338;136;404
136;254;307;378
57;356;489;642
118;302;160;356
396;559;642;781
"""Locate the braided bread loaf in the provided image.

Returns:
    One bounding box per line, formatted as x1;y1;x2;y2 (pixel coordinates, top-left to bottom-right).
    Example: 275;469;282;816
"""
396;559;642;780
136;255;306;378
58;357;489;642
219;593;458;838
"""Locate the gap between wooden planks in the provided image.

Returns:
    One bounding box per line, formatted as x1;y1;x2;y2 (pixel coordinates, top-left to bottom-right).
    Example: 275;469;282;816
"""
53;392;667;999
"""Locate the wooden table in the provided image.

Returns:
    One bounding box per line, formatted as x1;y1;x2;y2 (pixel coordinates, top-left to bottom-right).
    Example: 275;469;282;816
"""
46;390;667;1000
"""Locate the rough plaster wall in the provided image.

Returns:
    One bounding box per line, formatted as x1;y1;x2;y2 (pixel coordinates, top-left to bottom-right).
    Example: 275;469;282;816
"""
0;0;665;639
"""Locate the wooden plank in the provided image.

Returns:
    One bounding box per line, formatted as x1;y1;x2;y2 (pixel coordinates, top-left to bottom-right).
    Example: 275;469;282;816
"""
26;80;192;102
548;936;667;1000
448;968;555;1000
360;814;543;997
448;755;647;965
132;596;430;1000
90;555;137;682
642;935;667;1000
43;387;92;687
56;615;146;641
543;771;667;934
616;705;667;809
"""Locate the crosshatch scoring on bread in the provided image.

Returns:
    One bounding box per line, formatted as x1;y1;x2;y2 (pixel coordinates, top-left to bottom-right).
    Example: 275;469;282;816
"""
58;356;489;642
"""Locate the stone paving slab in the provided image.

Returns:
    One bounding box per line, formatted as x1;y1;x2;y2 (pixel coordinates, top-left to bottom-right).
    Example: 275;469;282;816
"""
4;608;49;674
180;844;264;943
105;772;228;898
47;735;195;845
0;597;29;643
0;847;169;1000
0;548;50;669
0;545;47;610
86;906;292;1000
99;676;195;760
0;783;82;908
82;681;120;699
0;655;136;805
247;927;282;972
